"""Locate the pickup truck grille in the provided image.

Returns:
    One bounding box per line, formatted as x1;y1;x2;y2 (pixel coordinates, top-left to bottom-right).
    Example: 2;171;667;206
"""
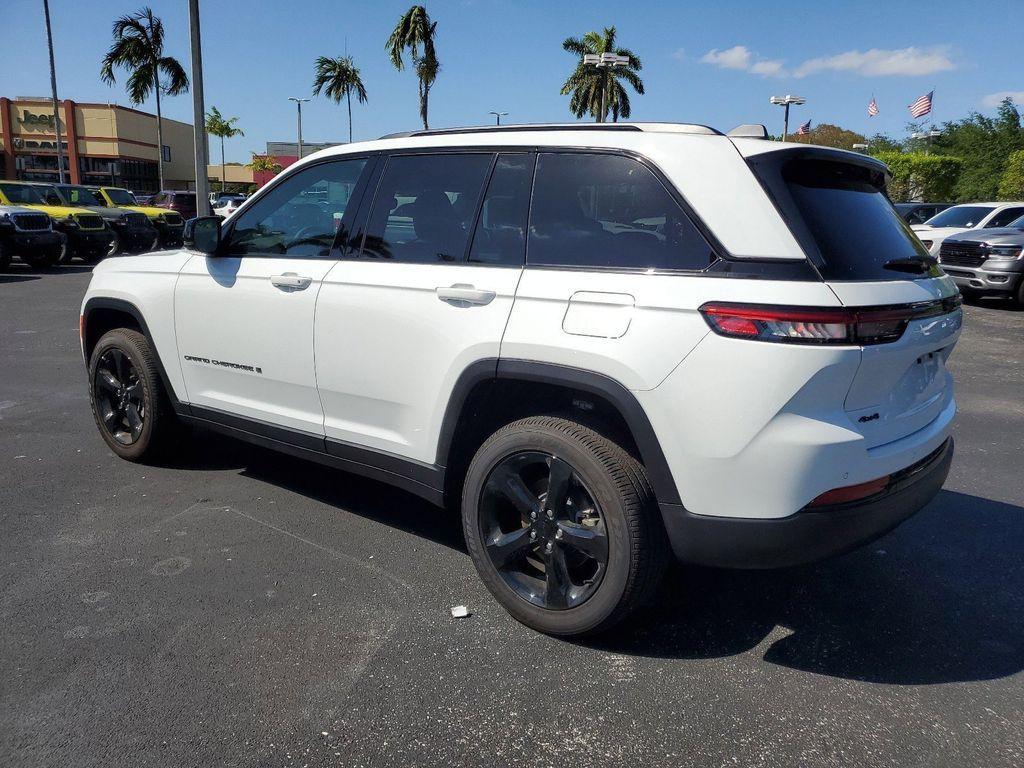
939;241;986;268
162;212;183;226
12;213;51;231
74;213;105;231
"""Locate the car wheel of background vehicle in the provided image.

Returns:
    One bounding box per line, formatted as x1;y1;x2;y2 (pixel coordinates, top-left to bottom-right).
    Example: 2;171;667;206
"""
88;328;178;462
57;237;74;265
106;231;122;258
0;242;11;271
149;232;161;251
462;416;668;637
80;249;105;265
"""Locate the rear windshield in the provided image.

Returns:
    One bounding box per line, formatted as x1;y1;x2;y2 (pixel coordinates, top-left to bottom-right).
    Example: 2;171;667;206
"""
751;154;932;281
925;205;994;228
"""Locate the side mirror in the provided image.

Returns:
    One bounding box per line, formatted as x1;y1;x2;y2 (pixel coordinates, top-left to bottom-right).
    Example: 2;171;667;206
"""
184;216;222;254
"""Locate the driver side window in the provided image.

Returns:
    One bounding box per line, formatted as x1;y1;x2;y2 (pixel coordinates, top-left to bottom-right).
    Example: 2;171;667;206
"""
225;157;367;258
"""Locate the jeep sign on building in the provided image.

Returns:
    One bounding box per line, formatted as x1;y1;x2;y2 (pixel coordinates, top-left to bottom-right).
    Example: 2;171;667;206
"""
0;97;195;193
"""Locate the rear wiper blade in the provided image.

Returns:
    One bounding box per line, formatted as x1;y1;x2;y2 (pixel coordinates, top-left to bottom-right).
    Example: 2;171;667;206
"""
883;256;938;274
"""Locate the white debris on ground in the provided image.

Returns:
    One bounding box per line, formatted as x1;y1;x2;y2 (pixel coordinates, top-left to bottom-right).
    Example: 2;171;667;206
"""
450;605;471;618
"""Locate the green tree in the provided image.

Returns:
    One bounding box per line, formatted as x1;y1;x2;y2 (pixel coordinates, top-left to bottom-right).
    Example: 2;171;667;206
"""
865;133;903;154
560;27;643;122
247;153;282;176
386;6;439;130
875;152;963;202
204;106;244;193
100;7;189;191
789;123;866;150
312;55;368;144
933;98;1024;201
998;149;1024;200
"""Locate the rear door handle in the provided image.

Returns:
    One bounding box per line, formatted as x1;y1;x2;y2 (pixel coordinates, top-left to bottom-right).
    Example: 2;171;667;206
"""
270;273;312;290
436;284;496;306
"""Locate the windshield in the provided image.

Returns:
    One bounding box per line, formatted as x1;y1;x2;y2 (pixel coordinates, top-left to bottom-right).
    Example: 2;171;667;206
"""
104;188;138;206
62;186;104;206
925;205;994;228
0;183;46;205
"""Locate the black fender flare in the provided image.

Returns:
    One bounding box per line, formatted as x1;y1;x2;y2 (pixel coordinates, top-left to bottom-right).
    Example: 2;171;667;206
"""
81;296;188;414
435;358;682;506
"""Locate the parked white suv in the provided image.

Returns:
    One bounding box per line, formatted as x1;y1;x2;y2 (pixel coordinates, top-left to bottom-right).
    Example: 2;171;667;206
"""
912;201;1024;255
81;123;961;636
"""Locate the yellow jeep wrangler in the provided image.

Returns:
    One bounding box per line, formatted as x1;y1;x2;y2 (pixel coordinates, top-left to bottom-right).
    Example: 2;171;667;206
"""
92;187;185;248
0;181;113;266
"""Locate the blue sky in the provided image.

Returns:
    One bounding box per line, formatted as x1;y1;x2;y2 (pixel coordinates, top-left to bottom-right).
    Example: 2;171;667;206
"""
4;0;1022;163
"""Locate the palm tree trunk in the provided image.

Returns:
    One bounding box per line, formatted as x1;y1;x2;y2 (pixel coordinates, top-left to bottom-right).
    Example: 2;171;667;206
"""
154;72;165;191
220;135;226;193
419;80;429;130
347;90;353;144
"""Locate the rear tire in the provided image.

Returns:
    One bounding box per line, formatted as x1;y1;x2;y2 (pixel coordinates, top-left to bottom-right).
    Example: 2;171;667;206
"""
462;416;668;637
88;329;179;462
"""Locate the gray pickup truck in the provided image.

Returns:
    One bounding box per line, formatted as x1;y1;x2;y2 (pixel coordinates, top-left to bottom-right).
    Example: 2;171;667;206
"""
938;214;1024;304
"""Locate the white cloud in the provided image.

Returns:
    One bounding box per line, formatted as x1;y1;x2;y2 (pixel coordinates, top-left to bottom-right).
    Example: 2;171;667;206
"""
981;91;1024;108
700;46;785;77
793;46;955;78
750;59;785;77
701;46;752;71
670;48;686;61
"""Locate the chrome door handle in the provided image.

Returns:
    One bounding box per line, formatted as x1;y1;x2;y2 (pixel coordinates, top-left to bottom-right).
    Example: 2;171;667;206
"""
270;273;312;290
436;284;496;306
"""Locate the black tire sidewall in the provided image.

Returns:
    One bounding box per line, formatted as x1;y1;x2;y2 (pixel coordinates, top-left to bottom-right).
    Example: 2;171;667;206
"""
463;422;637;636
88;330;161;461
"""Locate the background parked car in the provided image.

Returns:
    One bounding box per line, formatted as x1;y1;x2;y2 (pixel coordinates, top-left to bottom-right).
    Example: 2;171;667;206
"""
46;183;156;260
212;196;245;218
91;187;184;249
149;191;198;221
912;202;1024;255
939;214;1024;304
0;181;111;266
894;202;952;225
0;205;63;271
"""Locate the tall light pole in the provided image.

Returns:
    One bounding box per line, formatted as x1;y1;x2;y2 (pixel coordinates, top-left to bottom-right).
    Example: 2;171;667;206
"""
583;52;630;123
188;0;210;216
770;94;806;141
912;129;941;155
288;97;311;158
489;111;508;126
42;0;65;183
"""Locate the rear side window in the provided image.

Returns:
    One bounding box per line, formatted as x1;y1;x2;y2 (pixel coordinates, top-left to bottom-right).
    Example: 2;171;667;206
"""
527;153;714;270
771;157;930;281
468;154;533;266
988;207;1024;228
362;153;493;263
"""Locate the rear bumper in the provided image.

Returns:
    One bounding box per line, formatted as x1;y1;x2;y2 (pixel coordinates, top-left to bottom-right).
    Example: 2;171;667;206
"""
660;437;953;569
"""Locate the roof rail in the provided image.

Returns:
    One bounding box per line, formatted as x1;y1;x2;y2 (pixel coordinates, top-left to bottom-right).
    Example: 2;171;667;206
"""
378;122;722;140
726;124;769;139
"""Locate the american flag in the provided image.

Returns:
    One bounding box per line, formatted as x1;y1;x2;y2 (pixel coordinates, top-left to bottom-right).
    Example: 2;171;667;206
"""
868;97;879;117
909;91;933;119
795;119;811;135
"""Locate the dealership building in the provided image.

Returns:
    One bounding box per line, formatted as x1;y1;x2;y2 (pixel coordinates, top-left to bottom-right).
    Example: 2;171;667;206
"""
0;97;195;192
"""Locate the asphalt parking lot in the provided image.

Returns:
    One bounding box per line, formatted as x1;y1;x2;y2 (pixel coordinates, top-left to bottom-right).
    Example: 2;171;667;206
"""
1;266;1022;768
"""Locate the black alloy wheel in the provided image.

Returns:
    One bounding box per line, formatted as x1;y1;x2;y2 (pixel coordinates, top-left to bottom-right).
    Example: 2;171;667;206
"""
93;347;146;445
479;451;610;610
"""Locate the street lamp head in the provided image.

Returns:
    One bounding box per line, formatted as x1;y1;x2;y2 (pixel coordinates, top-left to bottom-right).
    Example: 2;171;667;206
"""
288;96;311;104
770;94;806;106
583;53;600;66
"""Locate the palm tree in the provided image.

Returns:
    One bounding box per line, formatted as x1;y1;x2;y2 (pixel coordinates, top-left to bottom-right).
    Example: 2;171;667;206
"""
561;27;644;122
100;7;189;191
386;5;439;130
205;107;244;193
312;56;368;143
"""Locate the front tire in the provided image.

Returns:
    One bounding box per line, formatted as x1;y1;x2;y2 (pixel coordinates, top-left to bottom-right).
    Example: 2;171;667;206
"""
21;249;58;269
106;231;122;258
462;416;667;637
88;329;178;462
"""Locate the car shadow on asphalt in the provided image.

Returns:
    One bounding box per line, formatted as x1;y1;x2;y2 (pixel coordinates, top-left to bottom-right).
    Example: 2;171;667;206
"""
0;275;42;284
589;489;1024;685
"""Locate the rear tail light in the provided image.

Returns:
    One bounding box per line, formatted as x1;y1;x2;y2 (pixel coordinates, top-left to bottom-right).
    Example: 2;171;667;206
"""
699;295;961;346
808;475;891;507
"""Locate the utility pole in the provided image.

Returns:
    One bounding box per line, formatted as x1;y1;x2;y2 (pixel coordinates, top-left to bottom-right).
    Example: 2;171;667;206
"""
289;97;310;158
42;0;65;183
188;0;210;215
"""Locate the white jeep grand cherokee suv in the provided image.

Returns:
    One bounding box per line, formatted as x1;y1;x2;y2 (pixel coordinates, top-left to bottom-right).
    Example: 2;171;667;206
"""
81;123;961;636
